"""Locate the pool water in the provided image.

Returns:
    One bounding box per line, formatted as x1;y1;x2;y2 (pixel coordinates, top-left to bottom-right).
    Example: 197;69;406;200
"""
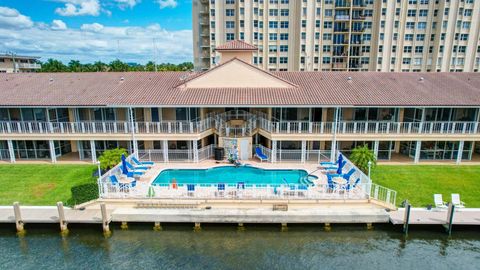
152;166;312;186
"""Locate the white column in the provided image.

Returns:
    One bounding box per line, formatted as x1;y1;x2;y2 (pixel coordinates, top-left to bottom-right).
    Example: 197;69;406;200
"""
414;141;421;164
129;107;138;158
77;141;84;160
331;107;339;162
90;140;97;163
7;140;15;163
301;140;306;164
456;141;464;165
132;140;139;158
271;140;277;163
373;140;379;160
193;140;199;163
49;140;57;163
162;140;169;163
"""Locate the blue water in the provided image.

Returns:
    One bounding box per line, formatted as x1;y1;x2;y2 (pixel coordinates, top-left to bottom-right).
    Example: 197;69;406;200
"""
152;166;311;186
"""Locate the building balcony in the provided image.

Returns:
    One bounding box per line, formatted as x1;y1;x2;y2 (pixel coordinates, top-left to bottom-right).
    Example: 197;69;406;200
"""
15;63;41;69
1;116;479;139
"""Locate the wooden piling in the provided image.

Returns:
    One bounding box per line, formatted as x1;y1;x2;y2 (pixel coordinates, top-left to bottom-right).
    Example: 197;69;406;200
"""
100;203;110;234
153;222;162;231
366;223;374;230
237;223;245;231
13;202;25;234
121;221;128;230
444;203;455;235
281;223;288;232
194;222;201;231
403;201;411;235
324;223;331;232
56;202;68;234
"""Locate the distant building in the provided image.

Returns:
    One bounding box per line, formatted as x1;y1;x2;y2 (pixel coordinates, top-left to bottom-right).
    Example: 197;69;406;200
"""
193;0;480;72
0;54;41;73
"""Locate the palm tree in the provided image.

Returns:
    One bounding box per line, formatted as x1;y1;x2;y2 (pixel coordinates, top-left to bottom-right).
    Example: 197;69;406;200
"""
349;145;376;174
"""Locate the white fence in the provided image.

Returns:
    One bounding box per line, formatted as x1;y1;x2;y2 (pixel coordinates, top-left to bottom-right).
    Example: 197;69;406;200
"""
98;150;397;208
137;144;216;163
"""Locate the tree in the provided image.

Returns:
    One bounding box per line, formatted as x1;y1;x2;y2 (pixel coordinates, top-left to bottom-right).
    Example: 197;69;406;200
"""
109;59;130;72
68;60;82;72
349;145;376;174
39;59;68;72
98;148;128;171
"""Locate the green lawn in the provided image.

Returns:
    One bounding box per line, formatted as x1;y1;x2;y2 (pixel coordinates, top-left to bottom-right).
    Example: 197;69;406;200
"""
0;164;97;206
371;165;480;207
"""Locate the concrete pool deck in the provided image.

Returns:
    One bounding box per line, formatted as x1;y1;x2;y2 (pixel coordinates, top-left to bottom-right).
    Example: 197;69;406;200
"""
131;160;329;186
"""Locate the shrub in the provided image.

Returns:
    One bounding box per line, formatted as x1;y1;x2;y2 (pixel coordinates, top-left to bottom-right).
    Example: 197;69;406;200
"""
349;145;376;174
66;183;99;206
98;148;128;170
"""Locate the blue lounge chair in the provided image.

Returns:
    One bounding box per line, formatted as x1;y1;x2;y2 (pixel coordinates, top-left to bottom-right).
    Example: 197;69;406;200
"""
218;183;225;191
320;154;343;166
187;184;195;196
132;156;154;166
255;147;268;162
237;182;245;189
346;178;361;191
109;175;137;189
125;161;149;171
327;168;356;182
122;167;144;178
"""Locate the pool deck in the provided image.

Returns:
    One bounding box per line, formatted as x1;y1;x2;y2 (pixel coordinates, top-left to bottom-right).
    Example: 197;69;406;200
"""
132;160;328;186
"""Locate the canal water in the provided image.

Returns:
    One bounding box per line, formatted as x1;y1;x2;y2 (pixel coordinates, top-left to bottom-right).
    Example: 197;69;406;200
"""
1;224;479;270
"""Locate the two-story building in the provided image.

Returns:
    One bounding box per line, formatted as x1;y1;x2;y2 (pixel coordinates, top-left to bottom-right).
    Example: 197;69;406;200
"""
1;46;479;165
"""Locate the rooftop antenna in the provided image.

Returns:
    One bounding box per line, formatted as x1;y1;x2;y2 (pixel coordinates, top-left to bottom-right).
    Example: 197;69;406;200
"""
153;38;158;72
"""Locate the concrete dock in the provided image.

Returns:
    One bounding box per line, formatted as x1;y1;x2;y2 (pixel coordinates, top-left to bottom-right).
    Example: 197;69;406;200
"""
389;208;480;225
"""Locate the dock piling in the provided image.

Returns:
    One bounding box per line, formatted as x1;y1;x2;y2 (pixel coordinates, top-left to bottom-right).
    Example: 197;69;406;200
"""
100;203;110;234
403;201;411;235
121;221;128;230
281;223;288;232
194;222;201;231
153;222;162;231
237;223;245;231
366;223;374;230
324;223;331;232
444;203;455;235
13;202;25;234
56;202;69;234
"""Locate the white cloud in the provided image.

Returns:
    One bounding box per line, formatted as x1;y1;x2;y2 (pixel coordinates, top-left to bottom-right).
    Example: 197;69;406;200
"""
80;22;104;32
155;0;178;9
115;0;141;9
0;6;34;29
0;8;192;64
51;20;68;30
55;0;101;17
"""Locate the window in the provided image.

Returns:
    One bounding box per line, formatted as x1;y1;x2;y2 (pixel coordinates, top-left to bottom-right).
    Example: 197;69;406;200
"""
226;9;234;16
404;46;412;53
279;45;288;52
280;21;289;28
415;46;423;53
226;33;235;40
226;21;235;28
322;57;331;64
280;33;289;40
269;33;277;40
269;21;278;28
269;57;277;64
279;57;288;64
269;9;278;16
280;9;289;16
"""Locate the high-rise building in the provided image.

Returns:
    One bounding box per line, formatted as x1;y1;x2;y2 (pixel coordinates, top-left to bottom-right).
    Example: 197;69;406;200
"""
192;0;480;72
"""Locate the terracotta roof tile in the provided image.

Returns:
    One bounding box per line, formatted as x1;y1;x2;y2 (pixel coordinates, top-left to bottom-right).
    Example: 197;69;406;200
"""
215;40;258;51
0;71;479;107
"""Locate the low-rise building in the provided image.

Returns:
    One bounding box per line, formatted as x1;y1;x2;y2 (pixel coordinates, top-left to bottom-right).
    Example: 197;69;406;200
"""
0;47;479;165
0;54;41;73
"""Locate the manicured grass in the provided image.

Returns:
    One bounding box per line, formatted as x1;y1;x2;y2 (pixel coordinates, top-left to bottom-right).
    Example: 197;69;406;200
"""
0;164;97;206
371;165;480;207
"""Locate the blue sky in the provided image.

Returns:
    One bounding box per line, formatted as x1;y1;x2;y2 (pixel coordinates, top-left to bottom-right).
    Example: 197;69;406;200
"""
0;0;194;64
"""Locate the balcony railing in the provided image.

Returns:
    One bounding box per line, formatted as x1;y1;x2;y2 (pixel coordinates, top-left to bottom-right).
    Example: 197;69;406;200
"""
0;118;214;135
15;63;41;69
0;118;478;137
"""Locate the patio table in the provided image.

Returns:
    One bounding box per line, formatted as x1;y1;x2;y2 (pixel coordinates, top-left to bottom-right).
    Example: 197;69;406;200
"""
332;177;347;185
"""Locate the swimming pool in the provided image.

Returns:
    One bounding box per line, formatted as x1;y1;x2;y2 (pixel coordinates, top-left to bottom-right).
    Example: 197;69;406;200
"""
152;166;315;186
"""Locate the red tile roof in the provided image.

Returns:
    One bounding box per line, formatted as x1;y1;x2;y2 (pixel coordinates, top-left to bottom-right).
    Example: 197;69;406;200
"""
0;71;479;107
215;40;258;51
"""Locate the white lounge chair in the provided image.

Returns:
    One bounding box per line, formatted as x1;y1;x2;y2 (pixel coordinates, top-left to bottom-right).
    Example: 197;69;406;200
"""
451;193;465;208
434;194;448;209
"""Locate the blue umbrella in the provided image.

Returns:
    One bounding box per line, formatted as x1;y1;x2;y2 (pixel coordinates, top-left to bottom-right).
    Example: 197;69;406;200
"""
121;154;128;175
336;154;344;174
337;153;343;165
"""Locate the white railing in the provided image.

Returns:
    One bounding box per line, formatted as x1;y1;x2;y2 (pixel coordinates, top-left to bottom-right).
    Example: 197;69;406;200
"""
15;63;41;69
137;144;216;163
102;181;370;200
0;118;214;135
198;144;216;161
368;183;397;207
